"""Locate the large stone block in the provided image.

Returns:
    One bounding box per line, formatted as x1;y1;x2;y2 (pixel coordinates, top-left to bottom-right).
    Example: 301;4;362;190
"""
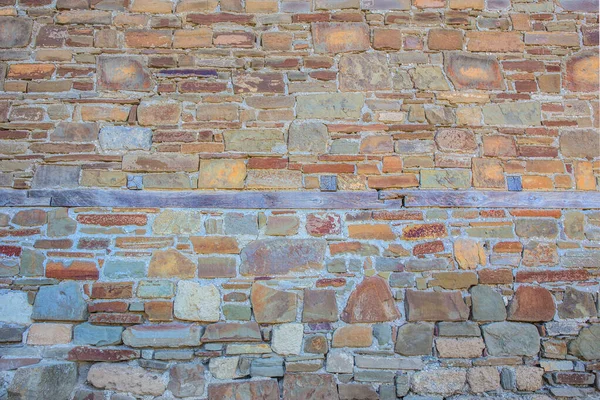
297;93;364;119
99;126;152;151
482;102;541;126
32;282;87;322
87;362;166;396
565;50;599;92
31;165;81;189
208;379;279;400
97;56;153;91
8;362;77;400
198;159;246;189
312;22;370;53
174;281;220;322
122;323;202;347
251;283;297;324
0;17;33;48
339;53;391;92
507;285;555;322
341;276;400;323
288;120;328;154
223;129;286;153
0;291;32;325
445;52;503;90
405;290;469;321
240;239;326;275
482;322;540;356
282;374;339;400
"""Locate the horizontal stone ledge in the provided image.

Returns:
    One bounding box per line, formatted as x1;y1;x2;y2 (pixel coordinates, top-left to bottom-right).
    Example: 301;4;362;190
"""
1;189;599;209
382;190;600;209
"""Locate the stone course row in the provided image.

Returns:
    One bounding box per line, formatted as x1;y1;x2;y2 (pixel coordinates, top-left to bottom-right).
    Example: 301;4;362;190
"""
0;205;599;398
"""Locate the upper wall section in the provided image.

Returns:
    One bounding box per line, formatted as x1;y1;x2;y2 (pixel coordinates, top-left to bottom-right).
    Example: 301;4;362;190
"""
0;0;598;192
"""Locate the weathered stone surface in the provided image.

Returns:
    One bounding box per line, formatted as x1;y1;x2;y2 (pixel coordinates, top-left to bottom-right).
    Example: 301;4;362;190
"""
32;282;87;321
251;357;284;377
312;22;369;53
341;276;400;323
202;322;261;342
297;93;364;119
483;102;541;126
507;285;555;322
103;259;145;279
0;323;26;342
73;323;123;346
208;379;279;400
153;210;202;235
240;239;326;275
198;159;247;189
569;324;600;360
272;323;303;355
411;66;450;90
122;324;202;347
471;285;507;322
445;52;503;90
468;366;500;393
148;249;196;278
558;0;597;11
436;337;485;358
283;374;339;400
339;53;391;92
515;366;544;391
482;322;540;356
19;248;44;277
560;129;600;159
174;281;220;322
565;50;599;92
97;56;153;91
27;323;72;345
8;362;77;400
223;129;286;153
209;356;239;379
168;364;205;397
558;287;596;319
332;325;373;347
32;165;81;189
0;291;32;324
303;289;338;323
395;322;434;356
251;284;297;324
99;126;152;151
406;290;469;321
122;153;199;172
0;17;33;48
411;369;467;396
87;362;166;396
326;349;354;373
435;128;477;153
288;120;328;155
454;239;486;270
338;384;378;400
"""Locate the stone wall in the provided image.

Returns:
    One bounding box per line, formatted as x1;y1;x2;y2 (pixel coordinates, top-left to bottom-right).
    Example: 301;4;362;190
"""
0;0;599;398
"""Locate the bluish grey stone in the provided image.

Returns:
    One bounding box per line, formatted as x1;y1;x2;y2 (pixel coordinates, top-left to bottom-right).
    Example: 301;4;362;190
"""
506;176;522;191
137;280;174;298
482;322;540;356
127;175;143;190
470;285;507;322
500;368;516;390
99;126;152;151
395;322;434;356
0;323;26;343
224;213;258;235
569;324;600;360
103;259;146;279
320;175;337;192
390;272;416;288
31;165;81;189
250;357;284;377
73;323;123;346
154;350;194;360
373;323;392;346
354;369;396;383
19;248;44;277
438;322;481;337
32;282;87;322
396;374;410;397
7;361;77;400
0;291;32;325
380;384;396;400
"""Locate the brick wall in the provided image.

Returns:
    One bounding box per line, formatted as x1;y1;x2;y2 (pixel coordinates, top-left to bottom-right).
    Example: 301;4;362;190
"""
0;0;599;398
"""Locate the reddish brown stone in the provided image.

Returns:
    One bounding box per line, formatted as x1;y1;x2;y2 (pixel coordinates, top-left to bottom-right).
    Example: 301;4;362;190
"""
34;239;73;249
208;380;279;400
148;249;196;278
332;325;373;347
282;374;338;400
479;268;513;284
68;347;139;362
201;322;262;342
413;240;445;255
240;239;326;275
402;223;447;240
77;214;147;227
507;285;555;322
0;358;40;371
88;301;129;313
89;313;143;324
565;50;599;93
445;52;503;90
306;213;342;237
303;289;338;323
190;237;240;254
97;56;153;91
233;72;285;94
46;260;99;280
91;282;133;299
341;276;400;323
251;283;297;324
11;210;46;226
312;22;370;53
0;245;21;257
516;269;589;283
406;290;469;322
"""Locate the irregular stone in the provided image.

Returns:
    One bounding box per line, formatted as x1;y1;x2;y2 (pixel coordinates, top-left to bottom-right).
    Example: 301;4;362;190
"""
223;129;286;153
288;120;328;154
565;50;599;92
224;213;258;235
148;249;196;278
240;239;326;275
411;369;467;396
73;323;123;346
122;324;202;347
522;241;558;267
99;126;152;151
87;362;166;396
168;364;205;397
97;56;153;91
436;337;485;358
12;210;46;227
411;66;450;91
468;366;500;393
312;22;369;53
429;271;478;289
341;276;400;323
47;208;77;237
8;362;77;400
303;289;338;323
282;374;339;400
209;356;239;379
304;334;328;354
251;284;297;324
32;282;87;321
569;324;600;360
208;379;279;400
174;281;220;322
251;357;284;377
19;248;44;277
470;285;507;322
297;93;364;119
272;323;303;355
31;165;81;189
472;158;505;189
405;290;469;321
198;159;247;189
27;323;72;345
515;366;544;391
395;322;434;356
153;210;202;235
103;259;145;279
332;325;373;348
483;102;541;126
339;53;391;92
445;52;503;90
326;349;354;373
0;323;26;342
0;291;32;325
560;129;600;159
482;322;540;356
265;215;299;236
558;287;596;319
454;239;485;269
0;17;33;48
338;384;378;400
507;285;555;322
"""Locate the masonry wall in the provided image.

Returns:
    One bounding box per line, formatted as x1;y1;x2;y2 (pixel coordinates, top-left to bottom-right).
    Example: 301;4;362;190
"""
0;0;599;398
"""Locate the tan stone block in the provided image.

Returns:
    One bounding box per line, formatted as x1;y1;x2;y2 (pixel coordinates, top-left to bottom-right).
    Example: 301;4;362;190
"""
27;323;72;345
198;159;246;189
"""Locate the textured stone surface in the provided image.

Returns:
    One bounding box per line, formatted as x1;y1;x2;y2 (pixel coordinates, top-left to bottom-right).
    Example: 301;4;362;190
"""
341;276;400;323
251;283;297;324
208;380;279;400
507;285;555;322
406;290;469;321
271;323;303;355
240;239;326;275
482;322;540;356
445;52;503;90
0;291;32;324
569;324;600;360
339;53;391;92
282;374;338;400
87;363;166;396
395;322;434;356
174;281;220;322
99;126;152;151
288;120;328;155
8;362;77;400
32;282;87;321
471;285;507;322
411;369;467;396
148;249;196;278
168;364;205;397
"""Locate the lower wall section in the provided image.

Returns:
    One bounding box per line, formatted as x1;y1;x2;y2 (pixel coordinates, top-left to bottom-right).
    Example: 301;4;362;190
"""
0;205;599;399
